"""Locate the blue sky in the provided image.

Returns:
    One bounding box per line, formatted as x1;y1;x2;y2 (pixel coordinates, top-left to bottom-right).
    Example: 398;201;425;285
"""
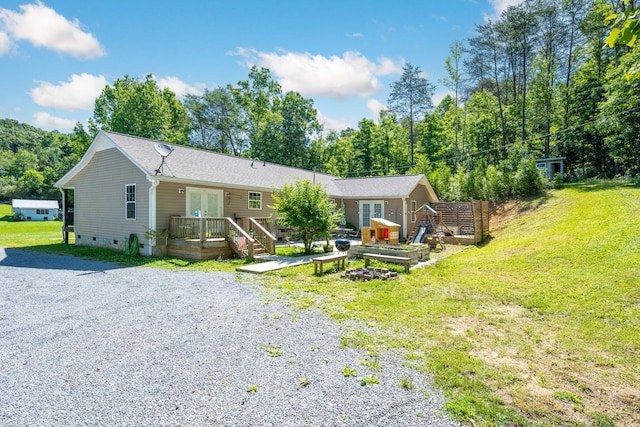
0;0;522;133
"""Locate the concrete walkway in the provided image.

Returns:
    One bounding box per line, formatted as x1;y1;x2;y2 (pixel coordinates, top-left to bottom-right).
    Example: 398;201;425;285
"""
237;239;362;274
236;253;322;274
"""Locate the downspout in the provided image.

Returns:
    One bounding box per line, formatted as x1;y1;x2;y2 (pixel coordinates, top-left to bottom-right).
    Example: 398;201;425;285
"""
148;178;160;256
58;187;65;242
402;197;407;241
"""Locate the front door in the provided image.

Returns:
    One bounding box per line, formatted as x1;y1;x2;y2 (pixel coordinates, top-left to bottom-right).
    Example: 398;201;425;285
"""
186;188;223;217
359;200;383;228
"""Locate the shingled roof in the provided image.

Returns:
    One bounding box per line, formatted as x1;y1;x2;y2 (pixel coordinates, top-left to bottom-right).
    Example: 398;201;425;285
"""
57;131;341;194
56;131;437;202
334;175;437;201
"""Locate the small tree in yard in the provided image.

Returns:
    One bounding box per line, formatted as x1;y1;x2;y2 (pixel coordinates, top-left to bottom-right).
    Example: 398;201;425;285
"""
271;179;340;254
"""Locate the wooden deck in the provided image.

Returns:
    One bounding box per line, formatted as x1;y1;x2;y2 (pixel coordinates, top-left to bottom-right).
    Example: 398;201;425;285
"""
166;238;234;260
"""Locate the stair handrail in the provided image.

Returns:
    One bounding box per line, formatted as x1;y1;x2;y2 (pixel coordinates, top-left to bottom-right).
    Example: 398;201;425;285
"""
248;217;276;255
225;217;254;260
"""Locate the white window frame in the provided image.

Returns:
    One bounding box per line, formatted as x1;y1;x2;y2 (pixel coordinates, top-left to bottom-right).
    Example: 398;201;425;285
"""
248;191;262;210
411;200;417;223
359;200;384;228
125;183;136;220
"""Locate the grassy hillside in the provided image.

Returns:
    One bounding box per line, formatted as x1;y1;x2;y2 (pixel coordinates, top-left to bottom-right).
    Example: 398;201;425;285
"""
266;180;640;426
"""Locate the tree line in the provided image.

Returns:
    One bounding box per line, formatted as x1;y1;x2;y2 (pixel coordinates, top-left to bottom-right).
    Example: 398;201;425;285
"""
1;0;638;204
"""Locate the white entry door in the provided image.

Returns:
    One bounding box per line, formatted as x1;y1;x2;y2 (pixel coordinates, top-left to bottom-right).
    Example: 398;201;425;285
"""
186;188;223;217
359;200;383;228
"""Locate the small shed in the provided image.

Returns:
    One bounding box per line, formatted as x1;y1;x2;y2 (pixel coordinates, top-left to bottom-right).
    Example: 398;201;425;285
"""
12;199;59;221
361;218;400;245
535;157;566;180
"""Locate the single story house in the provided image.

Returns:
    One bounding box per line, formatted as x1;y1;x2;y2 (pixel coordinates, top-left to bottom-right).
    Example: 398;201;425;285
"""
12;199;59;221
55;131;438;258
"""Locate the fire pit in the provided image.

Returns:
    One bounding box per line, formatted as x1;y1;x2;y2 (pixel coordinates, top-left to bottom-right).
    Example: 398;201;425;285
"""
343;267;398;281
335;238;351;253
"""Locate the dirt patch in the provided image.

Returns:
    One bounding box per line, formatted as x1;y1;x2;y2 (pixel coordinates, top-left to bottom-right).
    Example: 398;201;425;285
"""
444;306;640;426
490;201;521;232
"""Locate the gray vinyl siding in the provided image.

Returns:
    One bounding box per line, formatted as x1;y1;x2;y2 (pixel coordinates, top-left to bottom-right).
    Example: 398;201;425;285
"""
66;148;150;249
226;189;275;221
156;182;189;232
385;199;404;235
155;183;276;231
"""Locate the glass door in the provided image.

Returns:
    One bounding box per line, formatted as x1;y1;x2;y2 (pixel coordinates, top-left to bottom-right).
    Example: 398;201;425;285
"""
359;200;384;228
187;188;223;217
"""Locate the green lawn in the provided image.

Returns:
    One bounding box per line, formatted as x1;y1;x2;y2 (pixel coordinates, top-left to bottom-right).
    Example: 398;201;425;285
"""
0;204;62;247
0;203;244;272
2;182;638;426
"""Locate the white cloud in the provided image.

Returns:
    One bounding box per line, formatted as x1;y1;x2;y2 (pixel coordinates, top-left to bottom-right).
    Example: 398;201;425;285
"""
432;91;452;107
0;2;104;59
0;31;12;54
156;76;206;98
366;99;386;119
230;48;403;100
485;0;525;20
30;73;108;111
317;110;354;133
33;111;77;130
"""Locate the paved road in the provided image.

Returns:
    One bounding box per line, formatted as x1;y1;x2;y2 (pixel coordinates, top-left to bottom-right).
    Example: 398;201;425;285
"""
0;248;460;427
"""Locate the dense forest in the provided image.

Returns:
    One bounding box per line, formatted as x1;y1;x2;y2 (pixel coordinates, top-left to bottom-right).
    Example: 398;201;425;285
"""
1;0;638;203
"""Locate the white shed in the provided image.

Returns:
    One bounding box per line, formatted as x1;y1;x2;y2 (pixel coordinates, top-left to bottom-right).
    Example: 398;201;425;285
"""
535;157;566;180
12;199;59;221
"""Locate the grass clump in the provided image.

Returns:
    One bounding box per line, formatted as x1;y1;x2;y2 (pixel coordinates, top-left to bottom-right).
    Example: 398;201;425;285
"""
399;376;414;391
360;375;380;386
341;366;358;377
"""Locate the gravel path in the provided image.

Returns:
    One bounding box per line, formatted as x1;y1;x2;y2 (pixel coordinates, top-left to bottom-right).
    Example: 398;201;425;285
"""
0;248;461;427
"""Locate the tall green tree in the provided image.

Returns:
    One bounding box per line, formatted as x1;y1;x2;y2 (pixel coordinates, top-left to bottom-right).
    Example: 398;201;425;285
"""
232;66;284;163
441;41;465;152
600;43;640;175
469;21;509;157
184;87;245;155
499;2;539;145
387;63;435;165
465;90;503;165
279;91;321;168
93;74;190;144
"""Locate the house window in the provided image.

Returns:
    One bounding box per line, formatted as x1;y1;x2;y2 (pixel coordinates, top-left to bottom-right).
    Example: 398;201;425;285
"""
248;191;262;210
36;209;49;215
125;184;136;219
411;200;417;222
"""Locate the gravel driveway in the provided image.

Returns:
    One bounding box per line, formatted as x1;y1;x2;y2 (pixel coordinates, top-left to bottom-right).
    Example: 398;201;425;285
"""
0;248;461;427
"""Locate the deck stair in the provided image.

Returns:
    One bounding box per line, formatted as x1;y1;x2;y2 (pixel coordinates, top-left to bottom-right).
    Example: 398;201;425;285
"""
252;241;267;256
